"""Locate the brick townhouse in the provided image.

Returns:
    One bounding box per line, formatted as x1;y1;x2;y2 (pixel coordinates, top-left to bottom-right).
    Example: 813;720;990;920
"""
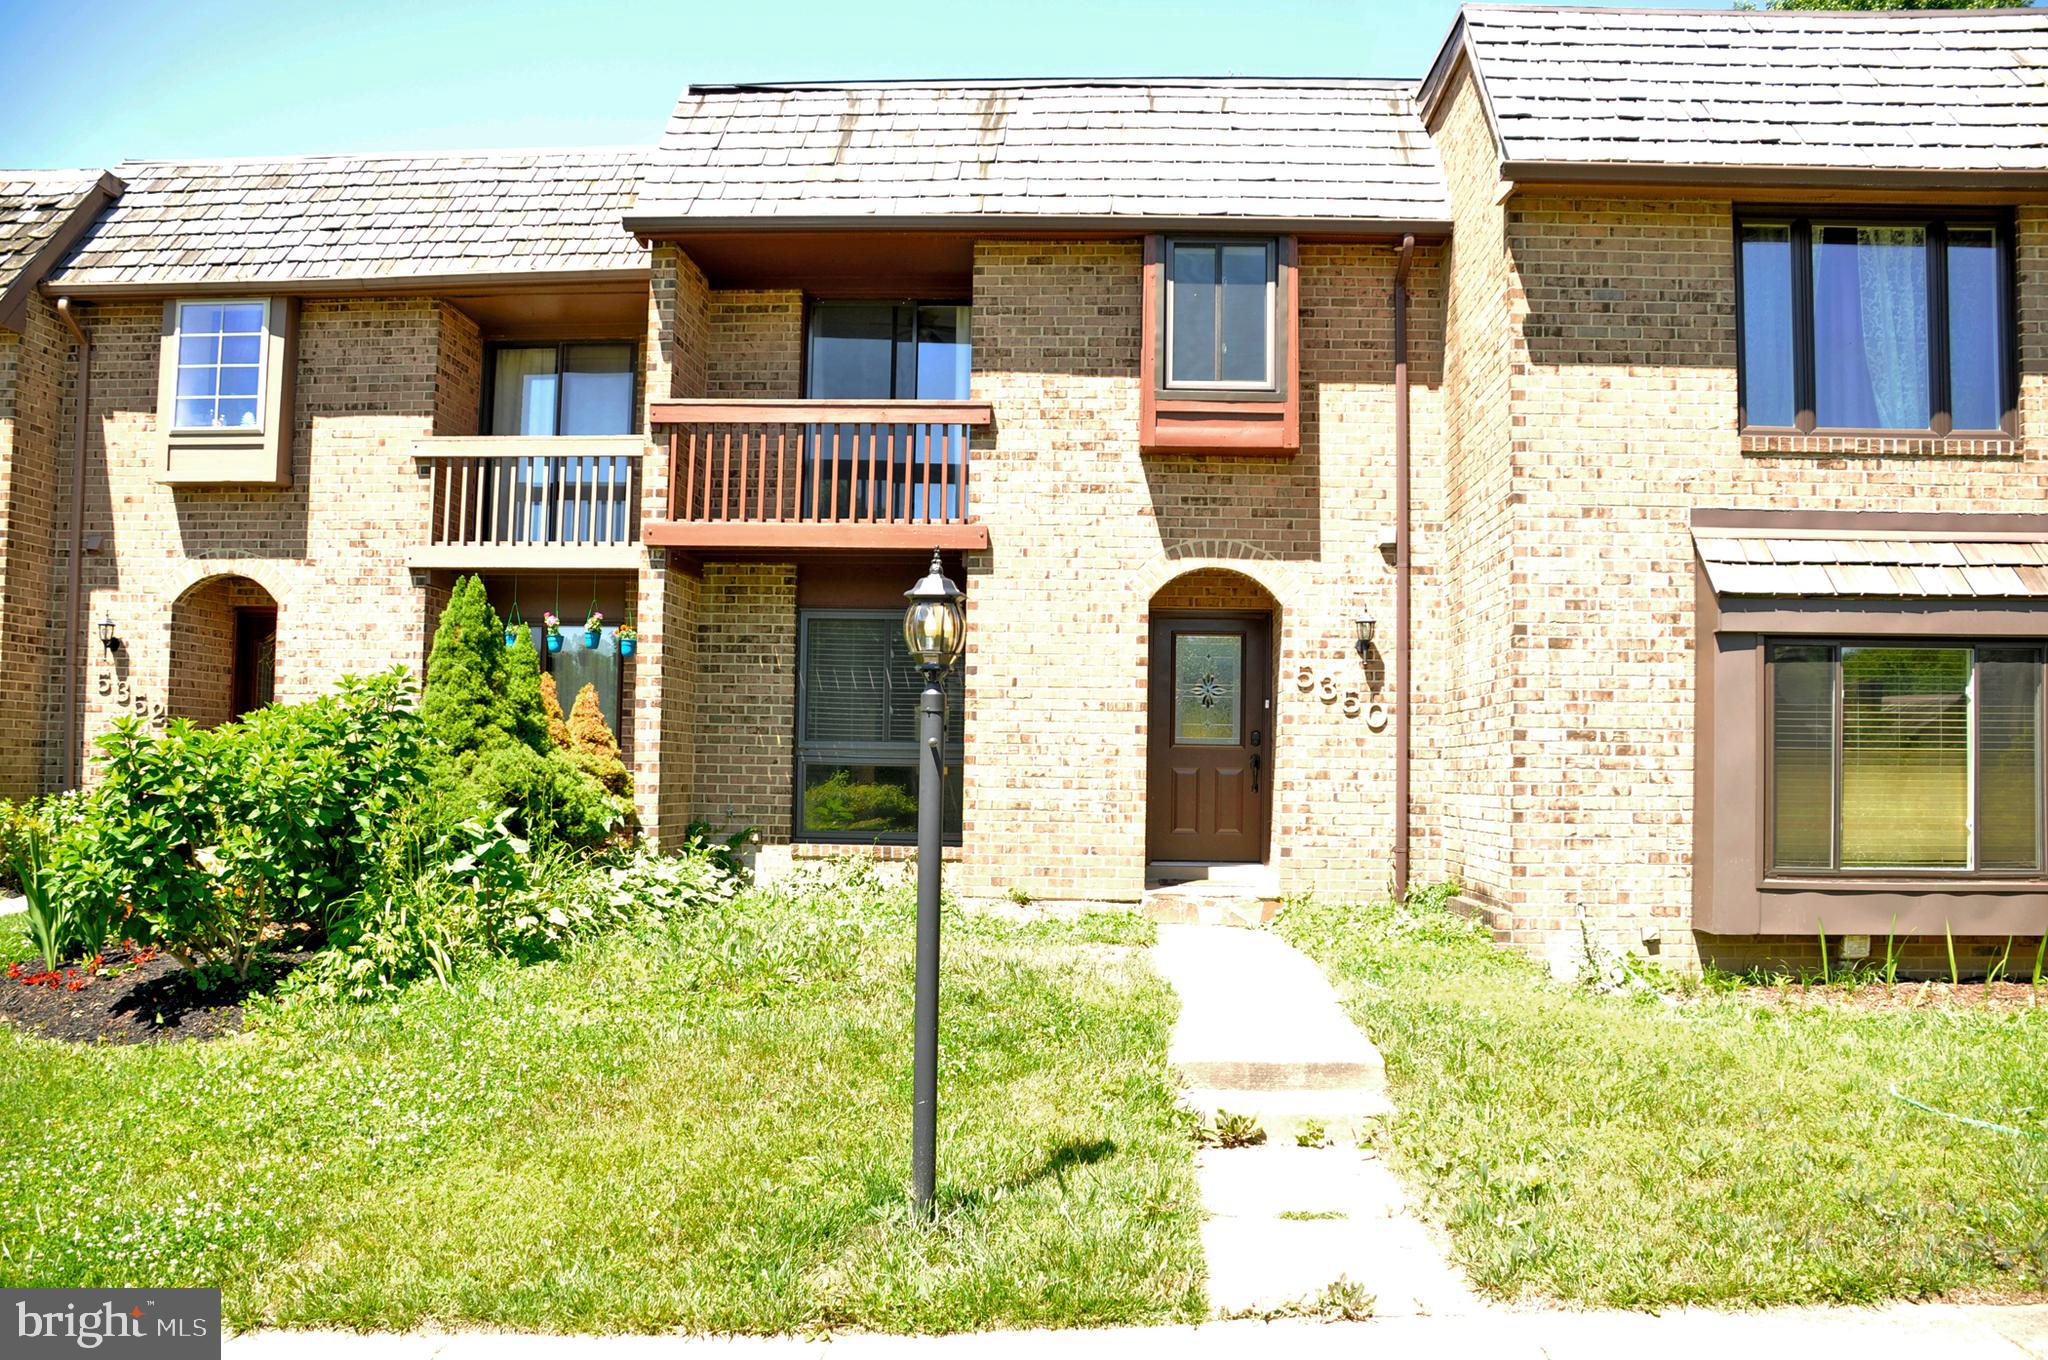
1;4;2044;972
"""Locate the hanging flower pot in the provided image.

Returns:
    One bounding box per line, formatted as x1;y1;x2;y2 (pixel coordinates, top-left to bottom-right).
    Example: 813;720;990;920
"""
505;603;526;649
584;610;603;649
617;621;638;658
543;611;563;654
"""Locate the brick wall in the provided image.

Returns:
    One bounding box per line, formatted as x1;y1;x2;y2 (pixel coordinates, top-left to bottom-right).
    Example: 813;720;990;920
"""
693;563;797;838
1420;58;2048;965
73;297;446;764
956;237;1444;903
0;298;71;796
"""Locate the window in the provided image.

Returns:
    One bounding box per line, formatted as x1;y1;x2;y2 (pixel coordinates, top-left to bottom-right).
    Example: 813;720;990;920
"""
1738;214;2013;435
485;342;637;436
1768;642;2043;875
1163;238;1279;391
796;611;964;842
805;302;970;401
173;300;268;431
802;303;971;521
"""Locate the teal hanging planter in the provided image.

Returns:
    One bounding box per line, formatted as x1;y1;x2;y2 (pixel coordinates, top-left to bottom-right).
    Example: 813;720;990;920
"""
619;636;637;658
505;601;525;649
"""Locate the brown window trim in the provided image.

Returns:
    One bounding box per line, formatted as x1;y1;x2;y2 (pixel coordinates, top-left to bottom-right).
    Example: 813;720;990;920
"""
1758;636;2047;884
1139;233;1299;455
157;296;298;487
1733;205;2018;441
1694;512;2048;936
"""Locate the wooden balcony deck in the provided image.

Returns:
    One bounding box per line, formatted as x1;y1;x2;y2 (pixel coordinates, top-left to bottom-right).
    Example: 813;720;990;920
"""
410;435;647;570
646;399;992;552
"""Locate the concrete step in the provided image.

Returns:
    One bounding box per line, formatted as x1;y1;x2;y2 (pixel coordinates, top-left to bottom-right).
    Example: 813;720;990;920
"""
1142;889;1280;928
1151;923;1389;1141
1198;1146;1482;1317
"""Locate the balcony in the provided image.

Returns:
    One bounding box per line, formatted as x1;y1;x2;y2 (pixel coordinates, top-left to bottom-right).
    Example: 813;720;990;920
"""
645;400;992;553
411;435;647;570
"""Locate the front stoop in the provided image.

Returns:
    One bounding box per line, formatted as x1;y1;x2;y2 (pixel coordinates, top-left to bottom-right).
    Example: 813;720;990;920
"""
1143;864;1283;927
1153;923;1480;1318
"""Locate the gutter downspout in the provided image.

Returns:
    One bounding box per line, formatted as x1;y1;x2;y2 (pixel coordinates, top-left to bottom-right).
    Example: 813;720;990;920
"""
55;297;90;790
1392;235;1415;900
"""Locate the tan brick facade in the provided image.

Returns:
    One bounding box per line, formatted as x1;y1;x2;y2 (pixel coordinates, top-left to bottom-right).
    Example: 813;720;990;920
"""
6;55;2045;970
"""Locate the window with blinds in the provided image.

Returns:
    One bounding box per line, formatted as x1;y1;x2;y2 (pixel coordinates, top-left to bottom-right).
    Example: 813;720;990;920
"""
796;611;964;842
1767;642;2043;875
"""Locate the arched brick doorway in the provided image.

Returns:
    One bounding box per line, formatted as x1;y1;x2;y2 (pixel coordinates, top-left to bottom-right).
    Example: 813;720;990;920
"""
1147;568;1280;866
168;576;279;727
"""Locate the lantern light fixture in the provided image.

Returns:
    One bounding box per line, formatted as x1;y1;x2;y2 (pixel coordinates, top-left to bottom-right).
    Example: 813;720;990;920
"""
99;616;122;653
902;551;967;675
1355;606;1376;658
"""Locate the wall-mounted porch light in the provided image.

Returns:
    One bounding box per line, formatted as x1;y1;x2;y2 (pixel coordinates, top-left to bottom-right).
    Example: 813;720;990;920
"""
1354;605;1376;659
99;616;122;653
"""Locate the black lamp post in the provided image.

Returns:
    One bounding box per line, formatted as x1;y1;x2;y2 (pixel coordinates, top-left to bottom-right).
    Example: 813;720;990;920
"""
902;549;966;1219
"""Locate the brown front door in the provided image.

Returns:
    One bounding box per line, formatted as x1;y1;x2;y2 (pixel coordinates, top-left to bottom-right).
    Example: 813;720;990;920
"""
1147;615;1271;863
232;607;277;719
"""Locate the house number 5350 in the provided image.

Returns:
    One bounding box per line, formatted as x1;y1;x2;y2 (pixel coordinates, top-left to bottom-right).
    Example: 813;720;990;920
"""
1296;665;1388;731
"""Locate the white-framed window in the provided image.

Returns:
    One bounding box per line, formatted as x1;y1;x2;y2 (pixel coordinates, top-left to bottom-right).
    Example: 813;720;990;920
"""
1163;237;1278;391
172;300;269;432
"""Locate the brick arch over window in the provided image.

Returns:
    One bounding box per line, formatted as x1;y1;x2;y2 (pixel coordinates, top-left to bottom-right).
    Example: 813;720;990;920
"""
167;574;280;728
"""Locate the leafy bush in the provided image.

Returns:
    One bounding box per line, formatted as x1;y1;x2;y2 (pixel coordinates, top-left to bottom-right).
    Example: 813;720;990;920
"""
421;575;515;757
45;671;426;977
0;797;51;894
538;672;572;750
309;824;739;1000
433;741;629;852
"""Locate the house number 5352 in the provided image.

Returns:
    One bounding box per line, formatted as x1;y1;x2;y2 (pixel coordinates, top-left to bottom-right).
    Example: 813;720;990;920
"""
97;671;167;728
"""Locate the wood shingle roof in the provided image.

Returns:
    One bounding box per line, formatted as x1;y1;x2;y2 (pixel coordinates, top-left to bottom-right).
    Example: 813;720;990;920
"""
1430;4;2048;180
629;79;1451;231
45;149;647;294
0;169;118;329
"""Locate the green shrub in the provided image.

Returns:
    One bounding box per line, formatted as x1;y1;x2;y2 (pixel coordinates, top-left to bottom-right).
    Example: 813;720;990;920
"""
565;683;629;796
45;670;426;977
0;797;52;894
500;625;551;753
434;741;629;852
421;575;516;757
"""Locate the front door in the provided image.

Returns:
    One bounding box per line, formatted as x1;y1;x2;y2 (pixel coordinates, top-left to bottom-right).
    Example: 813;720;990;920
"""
1147;615;1271;863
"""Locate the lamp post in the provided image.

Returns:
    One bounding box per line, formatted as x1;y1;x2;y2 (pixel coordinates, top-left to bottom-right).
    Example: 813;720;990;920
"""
902;550;966;1219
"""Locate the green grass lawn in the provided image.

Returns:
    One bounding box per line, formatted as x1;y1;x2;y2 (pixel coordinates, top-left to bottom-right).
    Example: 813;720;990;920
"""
1278;892;2048;1308
0;873;1203;1333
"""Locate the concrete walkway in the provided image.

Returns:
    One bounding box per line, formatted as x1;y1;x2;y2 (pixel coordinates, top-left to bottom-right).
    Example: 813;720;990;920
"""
1149;922;1478;1316
225;1306;2048;1357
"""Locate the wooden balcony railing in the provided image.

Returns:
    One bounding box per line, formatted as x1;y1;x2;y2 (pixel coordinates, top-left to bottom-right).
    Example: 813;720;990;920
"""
646;399;993;551
412;435;646;567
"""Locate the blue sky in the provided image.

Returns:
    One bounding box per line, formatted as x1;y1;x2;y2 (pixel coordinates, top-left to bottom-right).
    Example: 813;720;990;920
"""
4;0;1716;167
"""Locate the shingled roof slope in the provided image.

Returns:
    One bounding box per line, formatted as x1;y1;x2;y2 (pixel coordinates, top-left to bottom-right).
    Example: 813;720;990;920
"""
0;170;119;330
46;149;647;294
629;79;1450;230
1428;4;2048;178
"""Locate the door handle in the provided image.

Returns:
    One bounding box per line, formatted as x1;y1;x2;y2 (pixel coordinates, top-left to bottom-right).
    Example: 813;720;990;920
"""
1250;753;1261;793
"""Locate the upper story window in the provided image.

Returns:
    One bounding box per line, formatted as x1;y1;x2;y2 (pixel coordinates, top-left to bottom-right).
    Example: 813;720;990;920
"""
805;302;970;400
1164;237;1279;392
1769;641;2043;876
1738;213;2013;436
486;341;637;435
173;300;269;431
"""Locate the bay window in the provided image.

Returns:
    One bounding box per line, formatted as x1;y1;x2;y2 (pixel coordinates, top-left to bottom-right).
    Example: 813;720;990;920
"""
1768;642;2043;875
1737;213;2013;436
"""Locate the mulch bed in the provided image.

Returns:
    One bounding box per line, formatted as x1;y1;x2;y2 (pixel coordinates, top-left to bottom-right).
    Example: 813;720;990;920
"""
1744;979;2044;1012
0;944;305;1045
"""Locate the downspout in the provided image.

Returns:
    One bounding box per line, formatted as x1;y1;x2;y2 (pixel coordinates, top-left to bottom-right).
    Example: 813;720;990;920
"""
54;297;90;790
1392;235;1415;899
